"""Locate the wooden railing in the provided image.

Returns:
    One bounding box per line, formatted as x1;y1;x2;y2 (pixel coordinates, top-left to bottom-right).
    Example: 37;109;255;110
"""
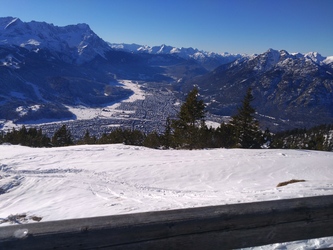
1;195;333;250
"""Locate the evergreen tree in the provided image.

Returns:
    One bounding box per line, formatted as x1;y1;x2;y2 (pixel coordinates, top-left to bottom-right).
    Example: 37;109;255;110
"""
270;124;333;151
230;88;261;148
77;130;96;145
215;123;237;148
97;133;110;144
1;126;50;147
26;127;50;147
143;131;162;149
51;125;73;147
123;129;145;146
5;128;19;144
171;87;206;149
18;125;28;144
35;128;51;147
107;128;125;144
96;128;145;146
161;117;172;149
0;130;3;144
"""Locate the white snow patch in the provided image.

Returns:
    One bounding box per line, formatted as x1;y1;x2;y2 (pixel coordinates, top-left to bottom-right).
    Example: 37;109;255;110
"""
257;113;276;120
206;120;220;129
0;144;332;248
324;56;333;64
0;54;21;69
4;17;19;29
67;80;146;120
0;120;20;131
16;105;41;117
20;39;40;47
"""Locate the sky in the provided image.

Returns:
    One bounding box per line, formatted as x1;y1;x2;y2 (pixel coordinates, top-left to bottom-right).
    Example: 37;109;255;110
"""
0;0;332;56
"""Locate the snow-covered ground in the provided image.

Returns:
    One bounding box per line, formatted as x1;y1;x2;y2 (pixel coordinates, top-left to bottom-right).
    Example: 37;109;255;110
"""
1;144;333;249
67;80;146;120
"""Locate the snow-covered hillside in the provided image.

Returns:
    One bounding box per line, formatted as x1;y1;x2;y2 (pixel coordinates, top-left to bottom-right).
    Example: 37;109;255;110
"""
0;144;332;248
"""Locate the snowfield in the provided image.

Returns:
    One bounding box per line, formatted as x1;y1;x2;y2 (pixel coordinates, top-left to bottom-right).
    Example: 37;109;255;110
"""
66;80;146;120
1;144;333;249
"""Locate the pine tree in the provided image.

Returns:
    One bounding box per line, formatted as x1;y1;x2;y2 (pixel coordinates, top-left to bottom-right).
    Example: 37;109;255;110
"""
78;130;96;145
35;128;51;147
143;131;162;149
171;87;206;149
215;123;237;148
123;129;145;146
18;126;28;145
230;88;261;148
161;117;172;149
0;130;4;144
51;125;73;147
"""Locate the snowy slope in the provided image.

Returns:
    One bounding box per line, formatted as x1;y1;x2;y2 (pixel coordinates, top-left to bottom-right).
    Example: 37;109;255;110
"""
0;144;333;248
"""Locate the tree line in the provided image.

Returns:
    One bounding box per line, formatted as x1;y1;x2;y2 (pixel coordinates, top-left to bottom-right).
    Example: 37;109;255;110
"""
1;88;332;151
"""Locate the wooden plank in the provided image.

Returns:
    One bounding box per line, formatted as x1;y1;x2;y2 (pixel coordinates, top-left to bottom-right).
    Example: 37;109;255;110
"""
0;195;333;250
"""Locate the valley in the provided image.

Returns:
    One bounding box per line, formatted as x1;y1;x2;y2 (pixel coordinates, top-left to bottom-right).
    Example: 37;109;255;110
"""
10;80;224;139
0;17;333;137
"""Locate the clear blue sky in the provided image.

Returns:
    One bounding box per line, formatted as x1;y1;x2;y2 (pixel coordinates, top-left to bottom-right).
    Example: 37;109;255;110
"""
0;0;332;56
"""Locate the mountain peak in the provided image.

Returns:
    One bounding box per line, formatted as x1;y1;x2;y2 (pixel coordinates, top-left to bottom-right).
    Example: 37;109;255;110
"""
76;23;91;29
109;42;245;70
304;52;326;64
0;17;110;64
266;48;278;53
0;16;23;30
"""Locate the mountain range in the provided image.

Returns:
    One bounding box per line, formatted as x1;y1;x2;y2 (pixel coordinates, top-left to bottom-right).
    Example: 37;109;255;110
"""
108;43;245;71
185;49;333;130
0;17;332;134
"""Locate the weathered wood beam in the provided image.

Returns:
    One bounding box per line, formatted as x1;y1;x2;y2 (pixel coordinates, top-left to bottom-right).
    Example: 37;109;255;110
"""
1;195;333;249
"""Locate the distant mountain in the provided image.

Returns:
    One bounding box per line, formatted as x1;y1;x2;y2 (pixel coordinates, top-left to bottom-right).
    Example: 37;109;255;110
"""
0;17;209;125
0;17;130;123
0;17;111;64
185;49;333;131
0;17;332;133
109;43;245;70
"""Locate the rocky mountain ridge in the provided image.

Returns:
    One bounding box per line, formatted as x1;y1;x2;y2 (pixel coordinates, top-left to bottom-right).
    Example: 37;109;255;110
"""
185;48;333;130
109;43;246;70
0;17;111;64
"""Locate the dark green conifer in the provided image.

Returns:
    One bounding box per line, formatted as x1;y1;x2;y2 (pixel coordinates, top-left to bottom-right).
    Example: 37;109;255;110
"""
230;88;261;148
78;130;96;145
171;87;206;149
143;131;162;149
215;123;237;148
161;117;172;149
51;125;74;147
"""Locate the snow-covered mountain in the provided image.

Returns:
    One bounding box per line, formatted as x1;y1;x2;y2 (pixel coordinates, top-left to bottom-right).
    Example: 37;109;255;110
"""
186;48;333;130
109;43;245;70
0;17;111;64
0;17;220;129
0;17;136;124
